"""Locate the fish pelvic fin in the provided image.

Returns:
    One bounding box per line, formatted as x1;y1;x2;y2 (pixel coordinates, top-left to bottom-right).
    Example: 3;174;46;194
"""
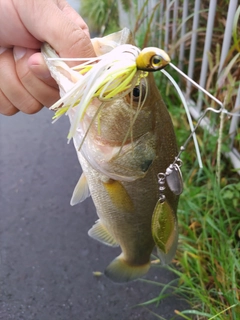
104;254;150;283
103;180;134;213
70;173;90;206
88;219;119;247
152;200;178;265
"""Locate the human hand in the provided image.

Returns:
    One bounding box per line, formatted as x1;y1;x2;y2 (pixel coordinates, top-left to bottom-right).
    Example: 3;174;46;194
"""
0;0;95;115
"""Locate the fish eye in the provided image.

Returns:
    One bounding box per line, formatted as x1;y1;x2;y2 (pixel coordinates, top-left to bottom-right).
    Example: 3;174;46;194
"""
151;55;163;68
125;80;147;105
132;83;146;102
133;87;140;98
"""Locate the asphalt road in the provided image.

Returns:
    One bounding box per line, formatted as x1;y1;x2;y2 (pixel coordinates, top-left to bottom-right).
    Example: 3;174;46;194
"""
0;109;188;320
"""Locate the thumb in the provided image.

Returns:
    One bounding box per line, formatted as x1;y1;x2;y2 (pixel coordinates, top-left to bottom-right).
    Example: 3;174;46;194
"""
13;0;96;60
27;52;58;88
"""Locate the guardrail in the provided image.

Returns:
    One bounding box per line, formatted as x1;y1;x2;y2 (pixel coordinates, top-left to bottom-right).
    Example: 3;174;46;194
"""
118;0;240;173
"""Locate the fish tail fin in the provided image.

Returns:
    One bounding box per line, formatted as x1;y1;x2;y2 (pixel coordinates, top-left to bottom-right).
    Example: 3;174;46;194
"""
104;254;150;283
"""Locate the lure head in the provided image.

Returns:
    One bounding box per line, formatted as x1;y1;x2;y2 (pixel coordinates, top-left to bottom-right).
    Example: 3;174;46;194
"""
136;47;171;72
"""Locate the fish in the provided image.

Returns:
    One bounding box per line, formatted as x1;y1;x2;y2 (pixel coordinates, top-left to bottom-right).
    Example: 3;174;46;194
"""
42;28;180;283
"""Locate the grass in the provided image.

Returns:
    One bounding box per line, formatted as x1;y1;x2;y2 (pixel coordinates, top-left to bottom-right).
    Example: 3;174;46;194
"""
171;163;240;319
141;63;240;320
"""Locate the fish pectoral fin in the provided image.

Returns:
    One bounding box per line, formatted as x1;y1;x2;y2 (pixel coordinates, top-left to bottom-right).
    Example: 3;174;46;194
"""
70;173;90;206
109;131;157;178
151;200;178;265
88;220;119;247
103;180;134;213
104;254;150;283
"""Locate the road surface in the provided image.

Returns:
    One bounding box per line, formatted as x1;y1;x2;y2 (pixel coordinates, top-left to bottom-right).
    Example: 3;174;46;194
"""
0;110;188;320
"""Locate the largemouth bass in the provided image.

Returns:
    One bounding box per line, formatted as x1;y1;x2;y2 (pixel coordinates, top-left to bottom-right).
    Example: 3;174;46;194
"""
42;28;179;283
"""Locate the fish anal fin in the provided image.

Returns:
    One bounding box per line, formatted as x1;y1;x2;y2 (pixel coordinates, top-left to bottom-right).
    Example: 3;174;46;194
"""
70;173;90;206
104;254;150;283
103;180;134;213
88;220;119;247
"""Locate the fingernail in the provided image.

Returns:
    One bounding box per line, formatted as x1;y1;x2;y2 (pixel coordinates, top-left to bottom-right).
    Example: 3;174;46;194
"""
0;47;7;55
13;46;27;61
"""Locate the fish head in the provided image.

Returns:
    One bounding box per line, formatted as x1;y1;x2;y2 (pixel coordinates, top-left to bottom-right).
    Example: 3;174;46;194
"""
79;75;164;182
75;30;173;182
42;29;175;182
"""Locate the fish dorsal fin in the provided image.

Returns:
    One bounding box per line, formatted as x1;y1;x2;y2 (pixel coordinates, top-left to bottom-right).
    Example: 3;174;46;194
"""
91;28;134;56
103;180;134;213
104;254;150;283
88;219;119;247
70;173;90;206
151;200;178;265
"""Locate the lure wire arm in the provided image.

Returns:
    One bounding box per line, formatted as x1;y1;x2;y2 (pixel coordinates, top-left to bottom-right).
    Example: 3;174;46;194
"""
156;60;239;202
156;104;228;201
